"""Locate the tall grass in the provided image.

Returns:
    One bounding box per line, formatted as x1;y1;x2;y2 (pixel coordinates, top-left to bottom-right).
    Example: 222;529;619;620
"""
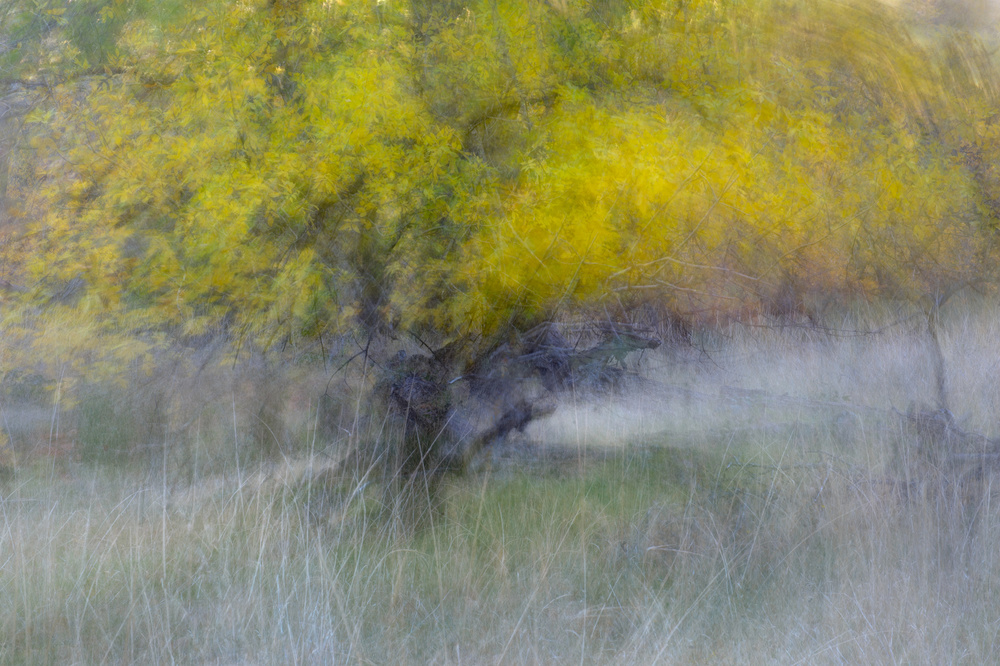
3;302;1000;663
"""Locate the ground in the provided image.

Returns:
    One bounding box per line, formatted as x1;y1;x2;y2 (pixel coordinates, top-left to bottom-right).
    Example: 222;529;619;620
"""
3;303;1000;663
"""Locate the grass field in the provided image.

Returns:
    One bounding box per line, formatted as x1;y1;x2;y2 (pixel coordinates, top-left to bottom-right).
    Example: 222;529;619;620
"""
3;304;1000;663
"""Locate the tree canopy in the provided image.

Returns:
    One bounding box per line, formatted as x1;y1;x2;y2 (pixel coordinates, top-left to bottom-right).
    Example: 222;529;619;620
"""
4;0;1000;366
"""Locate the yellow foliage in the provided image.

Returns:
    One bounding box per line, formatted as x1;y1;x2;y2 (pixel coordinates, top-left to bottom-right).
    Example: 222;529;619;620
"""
5;0;1000;366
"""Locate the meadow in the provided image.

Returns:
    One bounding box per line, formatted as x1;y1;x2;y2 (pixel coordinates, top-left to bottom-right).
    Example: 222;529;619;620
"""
3;302;1000;664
